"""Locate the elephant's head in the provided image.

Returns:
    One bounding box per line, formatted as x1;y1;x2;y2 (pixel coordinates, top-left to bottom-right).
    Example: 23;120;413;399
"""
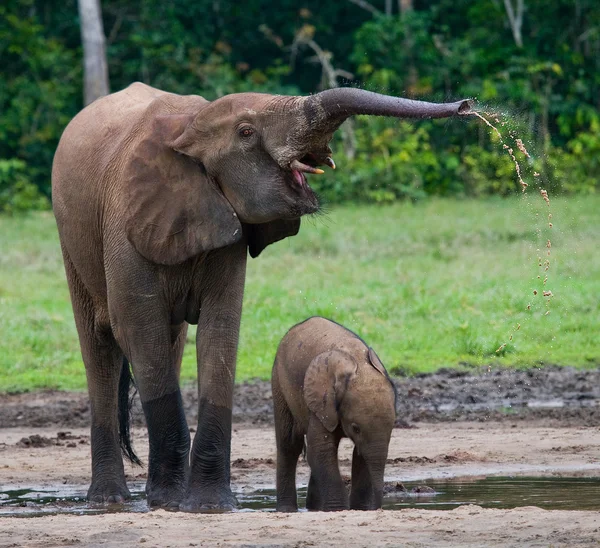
126;86;471;264
303;346;397;509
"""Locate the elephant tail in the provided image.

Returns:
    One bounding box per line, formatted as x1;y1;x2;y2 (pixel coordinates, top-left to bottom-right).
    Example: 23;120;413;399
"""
118;356;142;466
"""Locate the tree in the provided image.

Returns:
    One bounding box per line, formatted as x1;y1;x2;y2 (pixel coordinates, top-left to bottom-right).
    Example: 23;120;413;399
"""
502;0;524;48
77;0;109;105
288;25;357;159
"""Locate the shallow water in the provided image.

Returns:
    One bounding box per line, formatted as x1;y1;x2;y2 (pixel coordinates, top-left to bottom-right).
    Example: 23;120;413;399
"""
1;477;599;517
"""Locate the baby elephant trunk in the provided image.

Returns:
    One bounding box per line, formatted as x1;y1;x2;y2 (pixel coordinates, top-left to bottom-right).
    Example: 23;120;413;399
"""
368;458;386;510
351;444;389;510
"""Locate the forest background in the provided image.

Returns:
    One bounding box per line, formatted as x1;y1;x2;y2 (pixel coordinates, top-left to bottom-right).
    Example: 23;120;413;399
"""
2;0;600;211
1;0;599;389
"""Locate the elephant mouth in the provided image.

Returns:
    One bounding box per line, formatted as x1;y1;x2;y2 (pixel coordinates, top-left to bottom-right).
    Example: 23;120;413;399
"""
288;169;319;212
288;152;334;206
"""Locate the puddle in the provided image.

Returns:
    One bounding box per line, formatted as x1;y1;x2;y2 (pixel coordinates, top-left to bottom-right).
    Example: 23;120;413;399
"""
0;484;148;517
382;476;600;511
1;477;599;517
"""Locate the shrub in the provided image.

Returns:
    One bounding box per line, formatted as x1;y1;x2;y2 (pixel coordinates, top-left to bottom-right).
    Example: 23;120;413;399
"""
0;159;49;214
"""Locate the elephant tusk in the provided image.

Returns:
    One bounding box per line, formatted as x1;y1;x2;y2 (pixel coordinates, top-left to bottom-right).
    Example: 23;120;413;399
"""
290;159;324;174
325;157;336;170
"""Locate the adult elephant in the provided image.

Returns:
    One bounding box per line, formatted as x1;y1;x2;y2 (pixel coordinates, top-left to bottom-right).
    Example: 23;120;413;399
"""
52;82;471;511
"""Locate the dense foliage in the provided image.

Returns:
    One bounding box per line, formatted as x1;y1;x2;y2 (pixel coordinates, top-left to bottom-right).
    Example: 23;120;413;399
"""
1;0;599;210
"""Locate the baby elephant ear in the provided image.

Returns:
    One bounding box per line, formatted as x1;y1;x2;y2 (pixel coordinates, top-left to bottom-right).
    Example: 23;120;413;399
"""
125;113;242;265
367;347;388;377
303;350;358;433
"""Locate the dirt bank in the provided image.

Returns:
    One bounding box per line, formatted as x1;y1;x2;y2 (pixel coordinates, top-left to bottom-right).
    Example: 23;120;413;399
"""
1;365;598;429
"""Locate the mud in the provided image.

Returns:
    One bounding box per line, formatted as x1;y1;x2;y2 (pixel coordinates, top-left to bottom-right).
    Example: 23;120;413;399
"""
2;365;600;546
1;423;600;546
1;365;598;429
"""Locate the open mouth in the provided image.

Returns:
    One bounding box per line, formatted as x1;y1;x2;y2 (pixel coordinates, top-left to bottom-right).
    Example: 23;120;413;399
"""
289;153;335;192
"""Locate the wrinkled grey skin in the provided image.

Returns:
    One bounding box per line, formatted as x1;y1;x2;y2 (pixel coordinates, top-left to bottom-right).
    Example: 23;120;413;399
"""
272;317;397;512
52;82;470;512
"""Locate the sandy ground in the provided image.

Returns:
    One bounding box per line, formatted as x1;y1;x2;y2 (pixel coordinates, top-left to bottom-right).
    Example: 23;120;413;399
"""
1;422;600;547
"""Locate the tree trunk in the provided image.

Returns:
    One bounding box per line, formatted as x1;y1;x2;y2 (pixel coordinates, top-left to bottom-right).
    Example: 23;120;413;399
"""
78;0;109;105
347;0;381;16
502;0;524;48
399;0;413;17
385;0;392;16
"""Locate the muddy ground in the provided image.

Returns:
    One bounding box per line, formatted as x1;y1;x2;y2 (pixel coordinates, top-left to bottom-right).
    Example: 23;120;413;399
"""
1;365;599;547
1;365;598;429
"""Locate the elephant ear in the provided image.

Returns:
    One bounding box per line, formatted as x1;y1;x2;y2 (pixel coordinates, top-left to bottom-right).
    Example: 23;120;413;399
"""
367;347;388;377
124;113;242;265
303;350;358;433
246;219;301;259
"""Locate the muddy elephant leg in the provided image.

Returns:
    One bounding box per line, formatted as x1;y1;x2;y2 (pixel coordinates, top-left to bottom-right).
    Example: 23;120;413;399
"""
116;325;190;508
85;345;131;504
108;262;190;509
62;249;130;503
349;447;375;510
118;322;190;508
139;390;189;508
305;473;322;511
180;241;247;512
273;371;304;512
305;416;348;511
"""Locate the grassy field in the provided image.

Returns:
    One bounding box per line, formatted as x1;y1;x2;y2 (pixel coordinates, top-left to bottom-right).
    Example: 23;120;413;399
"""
1;195;599;392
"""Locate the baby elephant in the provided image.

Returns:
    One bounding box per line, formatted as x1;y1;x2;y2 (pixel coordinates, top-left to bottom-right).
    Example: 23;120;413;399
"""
272;316;397;512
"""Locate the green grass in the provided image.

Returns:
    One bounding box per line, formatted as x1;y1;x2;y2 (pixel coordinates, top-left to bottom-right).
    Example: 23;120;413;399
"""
1;195;599;392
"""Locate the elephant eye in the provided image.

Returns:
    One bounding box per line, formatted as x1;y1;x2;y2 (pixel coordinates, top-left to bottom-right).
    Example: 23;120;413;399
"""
351;423;361;436
239;127;255;138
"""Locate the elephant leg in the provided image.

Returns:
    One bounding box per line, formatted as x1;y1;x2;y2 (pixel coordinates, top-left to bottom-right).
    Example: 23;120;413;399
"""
118;324;189;508
108;262;190;509
305;416;348;511
181;241;247;512
349;447;375;510
122;322;190;508
62;248;129;503
305;473;322;511
273;372;303;512
171;322;188;383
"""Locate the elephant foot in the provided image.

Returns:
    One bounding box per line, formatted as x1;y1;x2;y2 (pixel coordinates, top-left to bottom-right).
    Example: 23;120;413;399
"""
350;503;377;511
146;483;186;509
320;504;349;512
179;486;238;513
306;502;348;512
276;504;298;513
87;480;131;504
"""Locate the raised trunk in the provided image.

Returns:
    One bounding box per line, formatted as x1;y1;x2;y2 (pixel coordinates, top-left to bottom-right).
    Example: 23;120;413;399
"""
306;88;472;135
313;87;471;119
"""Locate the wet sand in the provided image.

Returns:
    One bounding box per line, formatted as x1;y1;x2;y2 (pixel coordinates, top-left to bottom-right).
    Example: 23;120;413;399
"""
1;422;600;547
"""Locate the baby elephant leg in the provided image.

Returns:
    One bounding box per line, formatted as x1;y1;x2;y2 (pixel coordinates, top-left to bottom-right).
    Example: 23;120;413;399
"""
273;377;304;512
305;416;348;511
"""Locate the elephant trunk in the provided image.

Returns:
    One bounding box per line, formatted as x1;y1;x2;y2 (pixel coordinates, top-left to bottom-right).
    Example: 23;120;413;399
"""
369;459;386;510
305;88;473;134
351;445;388;510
